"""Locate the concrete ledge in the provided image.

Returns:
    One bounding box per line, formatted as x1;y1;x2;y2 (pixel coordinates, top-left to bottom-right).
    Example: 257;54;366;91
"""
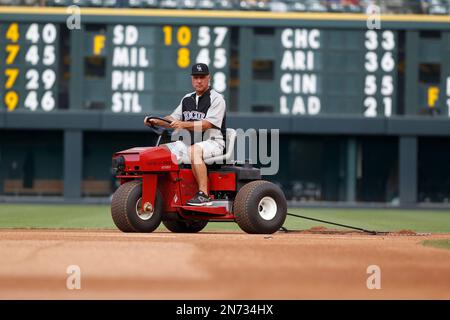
2;112;450;136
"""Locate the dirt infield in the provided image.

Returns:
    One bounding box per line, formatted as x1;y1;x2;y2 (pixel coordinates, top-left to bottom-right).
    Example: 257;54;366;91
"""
0;229;449;300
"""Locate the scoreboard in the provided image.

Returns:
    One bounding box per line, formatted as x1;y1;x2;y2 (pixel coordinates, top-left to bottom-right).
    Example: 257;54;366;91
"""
277;28;397;117
0;22;59;112
105;24;230;113
1;9;450;118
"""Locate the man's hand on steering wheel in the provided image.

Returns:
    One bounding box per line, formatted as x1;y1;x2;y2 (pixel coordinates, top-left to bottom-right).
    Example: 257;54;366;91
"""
169;120;185;130
144;116;172;128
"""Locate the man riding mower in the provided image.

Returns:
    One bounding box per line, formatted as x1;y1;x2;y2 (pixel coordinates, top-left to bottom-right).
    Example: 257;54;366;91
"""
110;63;287;234
110;116;287;234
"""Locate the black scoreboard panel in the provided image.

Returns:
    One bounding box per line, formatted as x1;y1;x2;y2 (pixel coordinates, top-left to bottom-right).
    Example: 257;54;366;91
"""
2;12;450;118
98;25;398;117
276;28;398;117
0;22;59;112
97;24;230;113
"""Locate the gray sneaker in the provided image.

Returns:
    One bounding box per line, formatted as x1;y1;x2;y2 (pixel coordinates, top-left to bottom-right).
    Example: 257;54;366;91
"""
187;191;213;206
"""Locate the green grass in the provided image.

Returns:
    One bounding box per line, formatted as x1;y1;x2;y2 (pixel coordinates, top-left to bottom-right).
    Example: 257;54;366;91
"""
422;239;450;250
0;204;450;233
0;204;115;229
283;209;450;233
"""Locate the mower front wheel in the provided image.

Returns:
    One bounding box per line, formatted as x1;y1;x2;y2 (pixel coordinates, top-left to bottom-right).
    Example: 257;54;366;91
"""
234;180;287;234
162;219;208;233
111;180;162;233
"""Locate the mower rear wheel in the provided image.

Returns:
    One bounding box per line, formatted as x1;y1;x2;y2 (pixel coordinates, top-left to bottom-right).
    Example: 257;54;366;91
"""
234;180;287;234
162;219;208;233
111;180;162;233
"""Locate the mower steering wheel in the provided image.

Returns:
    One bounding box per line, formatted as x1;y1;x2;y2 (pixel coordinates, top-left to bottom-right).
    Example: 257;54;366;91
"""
145;116;173;136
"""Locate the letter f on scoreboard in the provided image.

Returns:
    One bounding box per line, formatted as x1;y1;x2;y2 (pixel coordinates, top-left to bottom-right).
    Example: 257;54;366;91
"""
428;86;439;108
93;34;106;56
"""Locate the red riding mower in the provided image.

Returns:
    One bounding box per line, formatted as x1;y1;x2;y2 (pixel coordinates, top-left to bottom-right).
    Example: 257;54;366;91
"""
110;116;287;234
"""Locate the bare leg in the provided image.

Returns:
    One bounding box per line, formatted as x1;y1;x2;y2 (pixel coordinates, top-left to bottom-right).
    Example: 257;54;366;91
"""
189;145;208;194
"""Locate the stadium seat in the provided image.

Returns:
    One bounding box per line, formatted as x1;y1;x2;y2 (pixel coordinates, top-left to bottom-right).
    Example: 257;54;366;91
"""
306;0;328;12
269;1;288;11
382;0;410;14
426;0;449;14
129;0;160;8
1;0;447;16
128;0;142;7
256;0;271;10
216;0;234;10
344;0;363;13
285;0;307;12
70;0;90;6
0;0;15;5
239;0;254;10
159;0;177;8
197;0;215;9
43;0;59;6
240;0;271;11
45;0;68;6
141;0;158;7
22;0;39;5
103;0;117;7
88;0;103;6
327;0;346;12
178;0;197;9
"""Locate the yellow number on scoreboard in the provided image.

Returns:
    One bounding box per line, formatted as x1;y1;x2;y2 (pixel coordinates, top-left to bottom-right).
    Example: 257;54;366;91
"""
6;23;20;42
163;25;192;46
5;68;19;89
177;48;190;69
4;91;19;112
177;26;191;46
163;26;192;68
163;25;172;46
5;44;20;65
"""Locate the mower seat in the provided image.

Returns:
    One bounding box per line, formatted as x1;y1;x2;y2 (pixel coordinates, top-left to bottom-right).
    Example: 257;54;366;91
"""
204;128;237;165
179;128;237;165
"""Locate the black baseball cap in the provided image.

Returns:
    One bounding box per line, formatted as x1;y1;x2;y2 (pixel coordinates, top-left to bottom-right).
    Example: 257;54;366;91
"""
191;63;210;76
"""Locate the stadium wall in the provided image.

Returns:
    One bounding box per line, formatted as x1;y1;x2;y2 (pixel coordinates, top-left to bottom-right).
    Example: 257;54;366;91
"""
1;7;450;206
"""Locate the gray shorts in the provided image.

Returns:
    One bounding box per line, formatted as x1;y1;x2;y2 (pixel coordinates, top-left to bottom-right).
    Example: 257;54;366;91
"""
164;139;225;164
